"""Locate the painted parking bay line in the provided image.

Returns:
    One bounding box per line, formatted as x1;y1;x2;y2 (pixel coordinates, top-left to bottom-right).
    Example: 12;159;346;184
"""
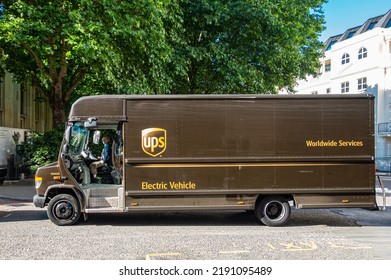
328;243;372;250
219;250;250;254
267;242;372;252
145;252;182;260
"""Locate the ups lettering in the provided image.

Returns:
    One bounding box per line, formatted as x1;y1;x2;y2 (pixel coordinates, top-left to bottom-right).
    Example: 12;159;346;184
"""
143;136;165;153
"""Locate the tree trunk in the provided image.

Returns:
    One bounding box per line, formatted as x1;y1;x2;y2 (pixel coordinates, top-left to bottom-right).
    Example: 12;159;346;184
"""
48;84;66;127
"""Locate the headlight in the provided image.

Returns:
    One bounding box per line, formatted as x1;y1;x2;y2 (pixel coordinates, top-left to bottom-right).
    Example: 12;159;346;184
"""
35;176;42;189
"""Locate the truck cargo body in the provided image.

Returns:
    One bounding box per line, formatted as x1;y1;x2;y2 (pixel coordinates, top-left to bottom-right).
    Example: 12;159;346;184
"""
33;94;377;226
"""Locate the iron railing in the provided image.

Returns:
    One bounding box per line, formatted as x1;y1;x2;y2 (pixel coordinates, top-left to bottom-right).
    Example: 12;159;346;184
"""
378;122;391;134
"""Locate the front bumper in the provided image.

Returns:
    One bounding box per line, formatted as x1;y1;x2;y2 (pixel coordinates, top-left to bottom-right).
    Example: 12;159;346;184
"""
33;195;46;208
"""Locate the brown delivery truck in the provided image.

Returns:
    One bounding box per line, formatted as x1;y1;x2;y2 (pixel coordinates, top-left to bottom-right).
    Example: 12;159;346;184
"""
33;94;378;226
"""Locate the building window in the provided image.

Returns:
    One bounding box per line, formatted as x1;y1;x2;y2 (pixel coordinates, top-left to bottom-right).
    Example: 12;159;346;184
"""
358;47;367;59
325;60;331;72
326;88;331;94
358;77;367;91
19;117;26;129
368;21;377;30
35;97;40;122
347;31;355;39
20;83;28;129
341;53;350;65
326;41;336;51
341;82;349;93
386;19;391;28
20;83;27;116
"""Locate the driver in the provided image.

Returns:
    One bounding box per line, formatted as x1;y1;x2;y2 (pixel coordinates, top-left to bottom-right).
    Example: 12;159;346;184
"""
90;135;112;179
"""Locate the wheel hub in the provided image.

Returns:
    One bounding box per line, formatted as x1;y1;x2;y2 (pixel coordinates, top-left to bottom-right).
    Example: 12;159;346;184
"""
265;201;285;221
54;201;73;219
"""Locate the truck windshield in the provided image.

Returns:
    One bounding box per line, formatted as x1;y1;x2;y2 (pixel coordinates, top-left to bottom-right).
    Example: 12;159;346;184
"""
69;123;89;156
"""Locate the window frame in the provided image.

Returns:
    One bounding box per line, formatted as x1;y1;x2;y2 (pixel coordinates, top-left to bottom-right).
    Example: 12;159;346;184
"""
368;22;377;30
358;47;367;60
341;81;350;93
341;53;350;65
347;32;355;39
325;59;331;72
358;77;368;91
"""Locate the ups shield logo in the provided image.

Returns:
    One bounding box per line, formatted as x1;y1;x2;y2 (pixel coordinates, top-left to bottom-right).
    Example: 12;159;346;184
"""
142;128;167;157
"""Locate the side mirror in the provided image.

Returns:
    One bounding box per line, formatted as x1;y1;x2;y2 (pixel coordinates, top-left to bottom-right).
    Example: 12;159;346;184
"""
64;123;72;142
93;131;101;145
62;143;69;155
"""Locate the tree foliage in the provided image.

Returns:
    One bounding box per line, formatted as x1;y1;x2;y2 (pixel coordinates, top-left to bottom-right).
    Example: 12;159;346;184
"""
1;0;326;127
21;126;64;172
170;0;326;94
0;0;179;126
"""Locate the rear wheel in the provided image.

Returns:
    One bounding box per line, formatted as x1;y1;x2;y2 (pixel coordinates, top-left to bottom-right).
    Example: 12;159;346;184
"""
255;196;291;226
47;194;81;226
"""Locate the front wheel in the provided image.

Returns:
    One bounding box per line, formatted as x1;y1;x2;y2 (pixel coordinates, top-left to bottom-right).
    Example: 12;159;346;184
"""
255;196;291;226
47;194;81;226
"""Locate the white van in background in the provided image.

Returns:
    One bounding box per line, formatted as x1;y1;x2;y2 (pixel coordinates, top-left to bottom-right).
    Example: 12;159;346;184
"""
0;126;27;184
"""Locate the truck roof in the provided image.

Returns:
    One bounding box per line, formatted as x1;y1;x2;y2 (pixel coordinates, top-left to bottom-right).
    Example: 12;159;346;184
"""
68;94;374;122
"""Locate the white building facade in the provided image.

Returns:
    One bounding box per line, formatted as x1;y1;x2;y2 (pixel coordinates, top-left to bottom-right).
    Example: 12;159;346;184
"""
293;10;391;171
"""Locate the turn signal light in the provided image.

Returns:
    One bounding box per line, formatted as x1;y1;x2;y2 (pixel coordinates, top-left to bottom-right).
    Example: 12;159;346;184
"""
53;176;67;181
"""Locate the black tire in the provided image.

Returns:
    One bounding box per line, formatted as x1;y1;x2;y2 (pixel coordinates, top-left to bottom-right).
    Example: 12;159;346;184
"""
47;194;81;226
255;196;291;226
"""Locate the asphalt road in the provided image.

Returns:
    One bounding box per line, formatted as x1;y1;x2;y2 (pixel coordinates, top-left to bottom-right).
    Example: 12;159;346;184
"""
0;198;390;260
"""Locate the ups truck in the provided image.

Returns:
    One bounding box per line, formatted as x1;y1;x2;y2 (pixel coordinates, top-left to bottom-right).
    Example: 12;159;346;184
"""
33;94;378;226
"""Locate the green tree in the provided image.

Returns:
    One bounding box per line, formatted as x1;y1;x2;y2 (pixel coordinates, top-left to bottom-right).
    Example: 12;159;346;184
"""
1;0;326;128
21;126;64;172
170;0;326;94
0;0;179;126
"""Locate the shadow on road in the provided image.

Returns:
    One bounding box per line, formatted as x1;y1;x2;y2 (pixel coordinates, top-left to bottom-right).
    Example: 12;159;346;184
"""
0;210;47;223
0;199;47;222
1;197;390;227
82;208;391;227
